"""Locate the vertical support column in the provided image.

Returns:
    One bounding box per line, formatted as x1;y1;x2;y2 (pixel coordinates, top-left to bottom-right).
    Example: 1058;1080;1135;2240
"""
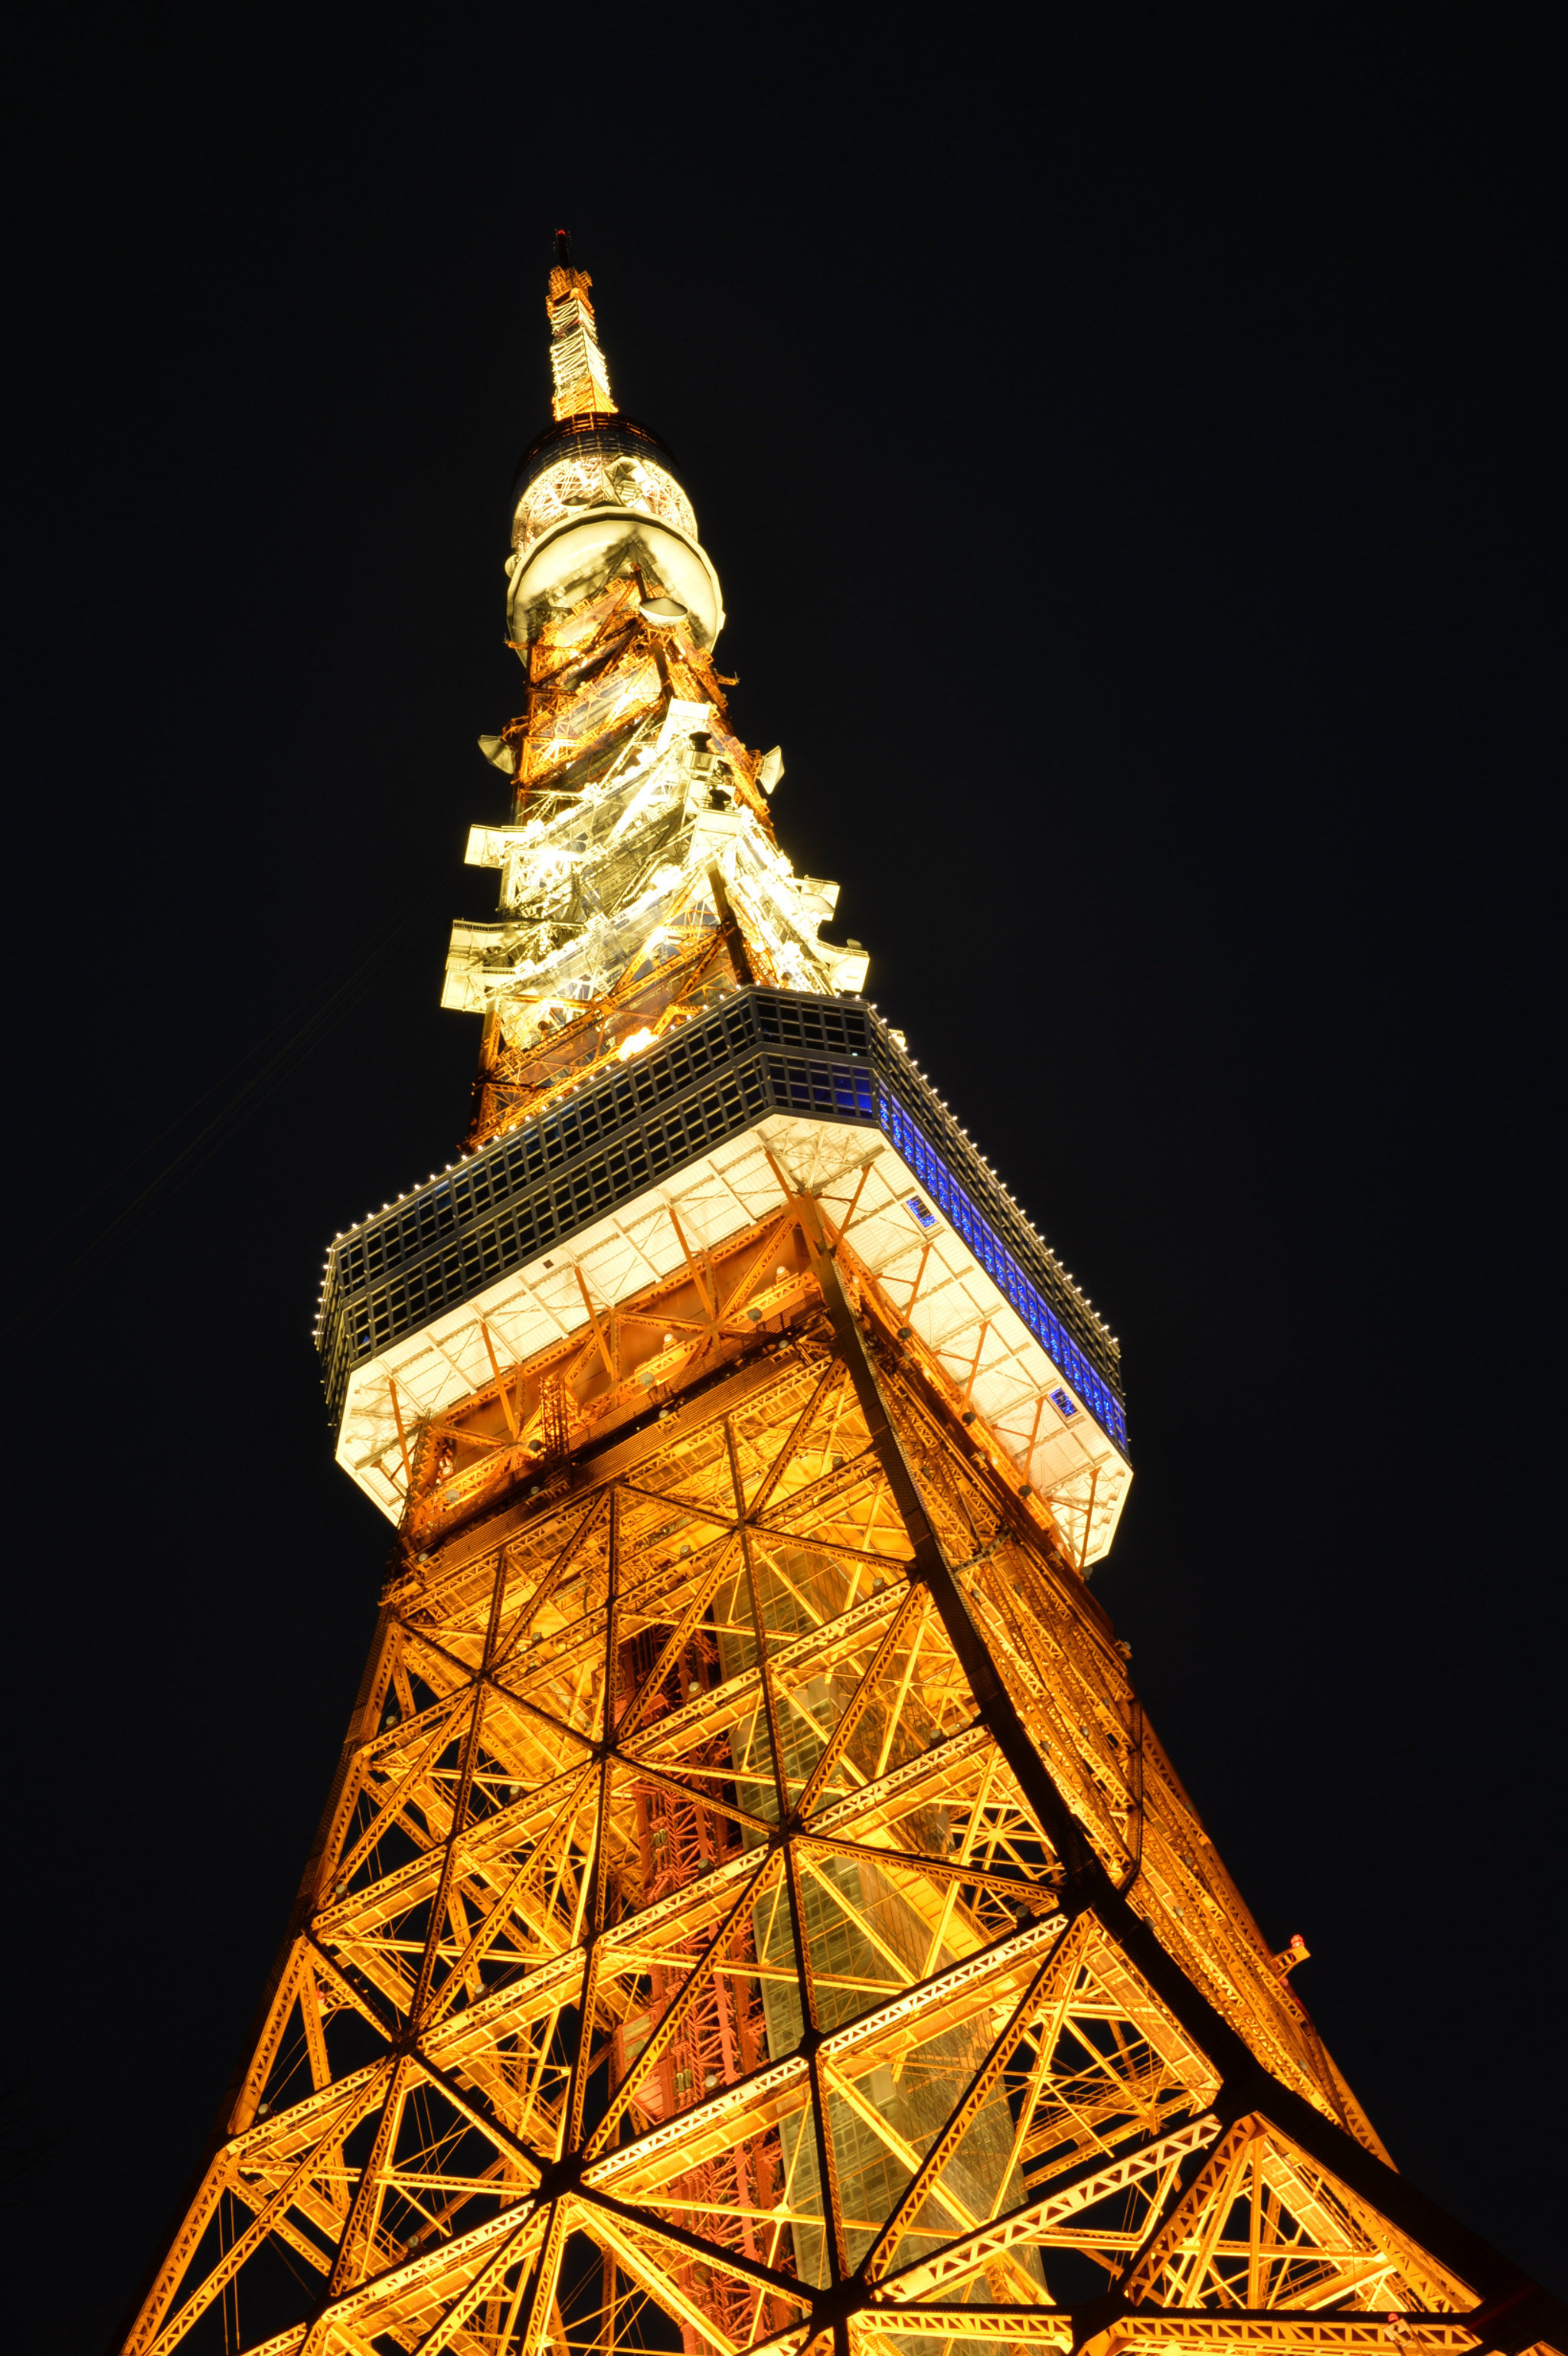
795;1178;1554;2331
793;1185;1096;1888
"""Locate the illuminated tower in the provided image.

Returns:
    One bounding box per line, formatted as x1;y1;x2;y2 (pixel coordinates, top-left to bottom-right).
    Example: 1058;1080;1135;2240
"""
119;237;1563;2356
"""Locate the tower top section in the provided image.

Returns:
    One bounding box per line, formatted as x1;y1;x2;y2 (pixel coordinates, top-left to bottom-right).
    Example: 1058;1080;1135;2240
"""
505;235;715;642
544;227;616;421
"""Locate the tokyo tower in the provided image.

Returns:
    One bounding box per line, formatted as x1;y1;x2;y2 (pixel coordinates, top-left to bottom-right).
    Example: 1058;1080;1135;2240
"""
117;236;1565;2356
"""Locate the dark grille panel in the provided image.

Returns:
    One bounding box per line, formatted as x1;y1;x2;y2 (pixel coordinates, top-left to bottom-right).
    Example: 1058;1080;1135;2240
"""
314;991;1126;1451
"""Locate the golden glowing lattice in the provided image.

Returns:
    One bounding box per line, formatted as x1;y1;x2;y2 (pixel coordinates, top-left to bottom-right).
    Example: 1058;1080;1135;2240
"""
121;1204;1550;2355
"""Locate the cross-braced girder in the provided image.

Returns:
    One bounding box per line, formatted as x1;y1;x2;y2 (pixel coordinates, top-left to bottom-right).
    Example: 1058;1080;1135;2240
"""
118;1221;1563;2356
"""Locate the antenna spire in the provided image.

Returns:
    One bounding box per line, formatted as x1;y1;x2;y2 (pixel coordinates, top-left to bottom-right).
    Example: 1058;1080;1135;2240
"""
544;227;616;420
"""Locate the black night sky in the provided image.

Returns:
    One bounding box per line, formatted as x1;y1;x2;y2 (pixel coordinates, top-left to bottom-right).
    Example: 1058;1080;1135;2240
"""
2;11;1562;2344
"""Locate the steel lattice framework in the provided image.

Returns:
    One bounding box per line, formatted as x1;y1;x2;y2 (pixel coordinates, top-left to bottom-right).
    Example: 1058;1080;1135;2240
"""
116;238;1563;2356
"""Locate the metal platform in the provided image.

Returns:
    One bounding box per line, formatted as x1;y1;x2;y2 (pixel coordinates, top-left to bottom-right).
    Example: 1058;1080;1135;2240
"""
316;992;1122;1432
313;990;1129;1525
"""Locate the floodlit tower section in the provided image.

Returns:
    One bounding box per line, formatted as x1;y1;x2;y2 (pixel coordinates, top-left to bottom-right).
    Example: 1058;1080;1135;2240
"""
547;232;618;420
117;245;1566;2356
407;261;1129;1577
446;237;866;1158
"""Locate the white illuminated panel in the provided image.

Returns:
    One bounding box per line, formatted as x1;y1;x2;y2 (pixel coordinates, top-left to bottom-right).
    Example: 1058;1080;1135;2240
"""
336;1114;1129;1569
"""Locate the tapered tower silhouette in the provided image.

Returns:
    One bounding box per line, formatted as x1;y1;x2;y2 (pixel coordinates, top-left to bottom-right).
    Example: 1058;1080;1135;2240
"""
119;238;1563;2356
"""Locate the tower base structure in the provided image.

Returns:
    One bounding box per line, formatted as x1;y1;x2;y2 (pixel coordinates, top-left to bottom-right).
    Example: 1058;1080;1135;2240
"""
122;1117;1564;2355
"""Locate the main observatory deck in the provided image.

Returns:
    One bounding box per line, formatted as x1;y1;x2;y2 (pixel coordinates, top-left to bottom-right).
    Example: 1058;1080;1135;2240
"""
314;990;1130;1561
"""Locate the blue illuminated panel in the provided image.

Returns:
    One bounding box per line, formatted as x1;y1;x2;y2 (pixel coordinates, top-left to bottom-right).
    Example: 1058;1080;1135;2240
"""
877;1098;1128;1452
